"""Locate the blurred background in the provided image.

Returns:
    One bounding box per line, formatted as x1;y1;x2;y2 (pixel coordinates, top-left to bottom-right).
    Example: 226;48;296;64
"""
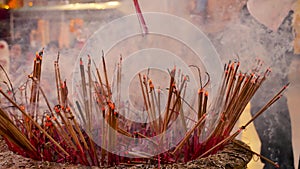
0;0;299;168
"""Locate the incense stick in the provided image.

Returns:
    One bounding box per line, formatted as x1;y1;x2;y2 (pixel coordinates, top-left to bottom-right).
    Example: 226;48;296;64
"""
133;0;148;35
0;89;70;157
0;46;289;167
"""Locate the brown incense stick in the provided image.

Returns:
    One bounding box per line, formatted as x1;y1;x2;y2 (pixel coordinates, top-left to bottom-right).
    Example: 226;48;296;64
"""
102;51;112;100
162;67;176;133
80;58;91;133
54;52;62;105
87;55;93;133
0;89;70;156
172;113;207;155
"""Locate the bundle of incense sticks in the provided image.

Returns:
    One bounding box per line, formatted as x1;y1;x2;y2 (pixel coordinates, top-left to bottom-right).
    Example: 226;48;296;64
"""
0;50;286;168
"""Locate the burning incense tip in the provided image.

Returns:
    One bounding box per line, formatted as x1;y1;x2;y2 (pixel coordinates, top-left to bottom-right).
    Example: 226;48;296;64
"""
198;88;204;93
57;52;60;61
119;54;122;61
109;102;115;110
230;64;234;69
285;82;290;88
157;87;161;93
184;75;188;81
102;50;104;57
87;55;91;64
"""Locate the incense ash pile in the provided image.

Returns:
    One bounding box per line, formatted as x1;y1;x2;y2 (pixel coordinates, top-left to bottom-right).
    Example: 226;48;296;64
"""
0;49;286;168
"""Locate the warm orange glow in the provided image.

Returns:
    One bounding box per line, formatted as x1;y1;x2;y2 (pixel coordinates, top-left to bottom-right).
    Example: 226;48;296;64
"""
8;0;23;9
1;5;9;9
69;18;84;33
28;1;33;7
